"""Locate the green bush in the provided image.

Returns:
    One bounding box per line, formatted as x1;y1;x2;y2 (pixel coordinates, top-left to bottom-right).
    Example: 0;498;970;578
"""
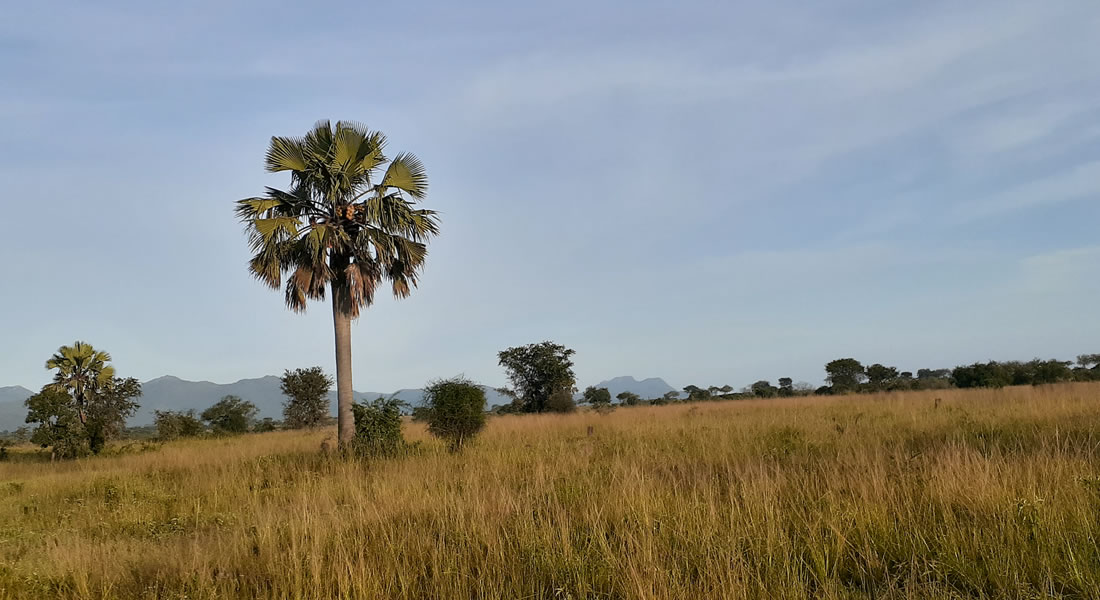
351;398;407;457
201;396;258;435
545;388;577;413
423;377;486;452
253;418;279;433
154;410;205;440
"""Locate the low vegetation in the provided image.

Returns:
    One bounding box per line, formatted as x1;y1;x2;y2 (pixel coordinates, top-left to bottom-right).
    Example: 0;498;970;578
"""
2;383;1100;599
422;376;487;451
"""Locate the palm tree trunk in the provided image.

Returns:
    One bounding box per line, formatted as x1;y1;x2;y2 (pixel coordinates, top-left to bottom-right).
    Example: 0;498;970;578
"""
331;262;356;449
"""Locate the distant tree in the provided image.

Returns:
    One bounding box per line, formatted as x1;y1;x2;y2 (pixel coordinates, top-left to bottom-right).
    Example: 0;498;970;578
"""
83;377;142;454
951;362;1012;388
1077;354;1100;369
825;358;866;393
25;386;86;459
201;396;258;434
280;367;334;429
777;377;794;397
814;385;835;396
237;121;439;449
25;374;140;457
719;385;734;394
917;368;952;380
154;410;205;440
793;382;815;395
662;391;681;403
751;380;779;398
890;371;916;391
12;427;31;444
582;386;612;407
423;377;487;451
46;341;116;425
682;385;710;401
1029;359;1073;385
253;418;279;433
616;391;641;406
865;364;900;391
497;342;576;413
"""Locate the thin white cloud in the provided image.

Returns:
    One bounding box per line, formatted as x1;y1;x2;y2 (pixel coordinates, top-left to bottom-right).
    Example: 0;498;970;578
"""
950;160;1100;223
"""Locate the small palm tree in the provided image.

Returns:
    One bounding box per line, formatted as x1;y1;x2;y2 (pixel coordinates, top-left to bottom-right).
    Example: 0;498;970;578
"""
236;120;439;448
46;341;116;425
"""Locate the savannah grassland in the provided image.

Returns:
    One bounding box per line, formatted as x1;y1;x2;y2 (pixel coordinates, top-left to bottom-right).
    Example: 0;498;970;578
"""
3;385;1100;600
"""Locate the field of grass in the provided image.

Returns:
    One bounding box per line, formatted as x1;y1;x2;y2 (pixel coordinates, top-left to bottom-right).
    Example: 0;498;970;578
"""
2;384;1100;599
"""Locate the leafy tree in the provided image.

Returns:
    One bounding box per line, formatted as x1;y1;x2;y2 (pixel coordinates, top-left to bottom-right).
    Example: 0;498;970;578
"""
951;362;1012;388
253;418;279;433
917;368;952;380
351;397;407;457
662;391;681;403
751;380;778;398
1077;354;1100;369
25;387;86;459
825;358;866;393
154;410;205;440
423;377;486;451
1029;359;1073;385
582;386;612;407
777;377;794;397
280;367;333;429
237;121;439;448
865;364;900;391
201;396;258;434
719;385;734;394
46;341;115;425
616;391;641;406
793;382;815;395
682;385;711;401
84;377;142;454
497;341;577;413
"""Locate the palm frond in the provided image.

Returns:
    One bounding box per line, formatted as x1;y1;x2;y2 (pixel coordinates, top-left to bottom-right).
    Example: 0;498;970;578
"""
381;152;428;199
265;136;308;172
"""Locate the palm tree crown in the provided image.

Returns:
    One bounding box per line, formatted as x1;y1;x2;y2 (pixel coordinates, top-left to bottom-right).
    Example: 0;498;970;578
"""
46;341;116;424
236;120;440;447
235;120;440;317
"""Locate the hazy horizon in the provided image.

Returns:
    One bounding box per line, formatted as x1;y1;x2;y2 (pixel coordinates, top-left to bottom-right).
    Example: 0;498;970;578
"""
3;1;1099;393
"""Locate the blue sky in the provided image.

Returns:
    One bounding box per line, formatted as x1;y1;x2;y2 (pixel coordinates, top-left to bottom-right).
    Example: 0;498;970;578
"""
3;1;1098;393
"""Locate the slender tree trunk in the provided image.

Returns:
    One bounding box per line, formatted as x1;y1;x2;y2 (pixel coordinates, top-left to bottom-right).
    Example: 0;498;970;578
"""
331;259;356;449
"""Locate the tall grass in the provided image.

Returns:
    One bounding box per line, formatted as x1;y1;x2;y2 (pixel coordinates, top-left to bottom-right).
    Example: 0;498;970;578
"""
2;384;1099;599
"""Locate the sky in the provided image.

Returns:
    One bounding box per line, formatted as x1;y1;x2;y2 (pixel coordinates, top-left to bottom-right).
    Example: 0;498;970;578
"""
2;1;1099;393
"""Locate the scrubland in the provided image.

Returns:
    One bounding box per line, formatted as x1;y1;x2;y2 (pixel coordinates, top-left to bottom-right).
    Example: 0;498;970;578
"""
2;384;1100;599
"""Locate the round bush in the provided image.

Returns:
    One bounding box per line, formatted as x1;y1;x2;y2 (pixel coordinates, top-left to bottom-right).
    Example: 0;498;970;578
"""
423;377;487;451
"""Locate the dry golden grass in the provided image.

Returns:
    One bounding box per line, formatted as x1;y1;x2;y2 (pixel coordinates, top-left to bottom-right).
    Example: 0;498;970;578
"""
2;384;1100;599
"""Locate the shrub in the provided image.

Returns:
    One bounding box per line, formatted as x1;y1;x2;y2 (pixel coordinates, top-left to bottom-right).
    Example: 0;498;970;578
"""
545;388;577;413
280;367;333;429
616;391;641;406
201;396;258;435
253;418;279;433
154;410;205;440
423;377;486;451
351;398;407;457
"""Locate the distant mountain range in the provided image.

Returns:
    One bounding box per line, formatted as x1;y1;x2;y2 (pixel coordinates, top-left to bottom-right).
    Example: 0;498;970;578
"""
0;376;675;431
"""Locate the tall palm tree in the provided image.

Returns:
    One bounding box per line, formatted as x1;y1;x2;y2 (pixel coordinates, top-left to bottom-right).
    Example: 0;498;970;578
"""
236;120;439;448
46;341;116;425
